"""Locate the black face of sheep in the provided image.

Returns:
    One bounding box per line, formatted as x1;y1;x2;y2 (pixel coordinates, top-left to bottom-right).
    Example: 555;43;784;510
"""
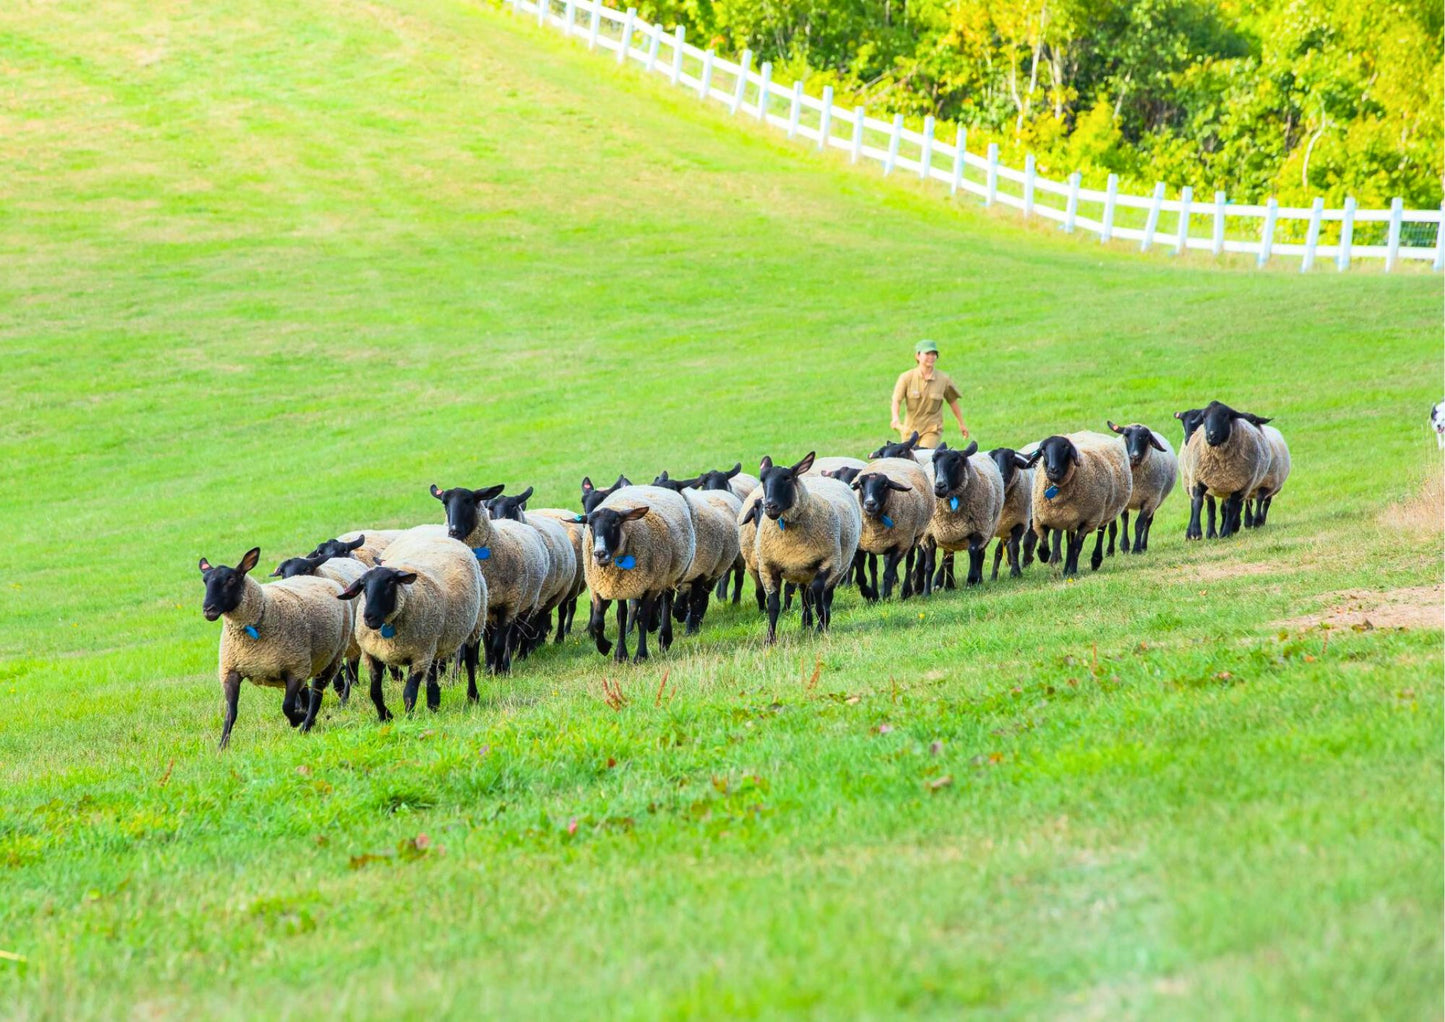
695;464;741;491
652;471;702;493
987;447;1030;487
271;555;324;579
584;506;650;566
870;431;921;459
199;547;260;621
1107;422;1167;466
1174;408;1206;443
1201;401;1271;447
759;452;816;519
307;535;364;561
932;441;979;497
580;475;629;514
431;483;506;541
852;472;912;516
1022;437;1078;484
821;466;863;486
336;567;418;631
487;486;533;522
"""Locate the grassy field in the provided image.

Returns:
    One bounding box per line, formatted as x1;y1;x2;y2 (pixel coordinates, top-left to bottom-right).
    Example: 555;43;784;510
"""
1;0;1441;1017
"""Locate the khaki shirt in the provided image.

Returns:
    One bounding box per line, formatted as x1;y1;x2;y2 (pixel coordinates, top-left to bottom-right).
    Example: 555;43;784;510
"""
892;368;960;448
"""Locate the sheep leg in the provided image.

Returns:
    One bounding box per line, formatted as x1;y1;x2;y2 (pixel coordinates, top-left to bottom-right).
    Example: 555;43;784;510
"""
1062;529;1081;576
659;591;676;650
810;570;831;633
1118;512;1130;553
426;659;442;712
1205;495;1218;538
919;543;935;597
500;622;518;674
966;540;985;586
367;655;392;722
684;581;706;636
940;552;957;590
1091;527;1107;571
1243;498;1256;529
990;539;1004;581
672;588;690;624
783;583;796;612
799;585;814;630
714;574;730;601
868;553;879;600
1107;518;1118;556
1187;483;1206;540
590;597;614;656
882;549;903;600
633;595;654;662
1260;495;1273;526
1022;525;1038;567
218;670;242;750
731;564;744;604
900;547;915;600
753;576;765;612
1008;523;1025;577
1135;511;1149;552
463;640;481;701
282;674;308;728
1050;528;1064;570
1221;492;1245;538
300;670;330;733
613;599;631;663
401;662;426;714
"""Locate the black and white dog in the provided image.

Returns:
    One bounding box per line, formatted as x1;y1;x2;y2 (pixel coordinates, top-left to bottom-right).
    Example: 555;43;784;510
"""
1433;401;1445;449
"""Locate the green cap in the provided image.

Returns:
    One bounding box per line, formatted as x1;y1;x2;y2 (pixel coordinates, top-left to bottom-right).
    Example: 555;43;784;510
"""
914;339;939;355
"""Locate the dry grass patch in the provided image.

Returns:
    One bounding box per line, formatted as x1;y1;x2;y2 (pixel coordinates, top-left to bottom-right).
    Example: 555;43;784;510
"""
1276;585;1443;632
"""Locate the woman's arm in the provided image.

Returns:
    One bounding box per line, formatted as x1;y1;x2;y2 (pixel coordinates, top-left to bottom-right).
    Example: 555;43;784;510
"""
948;397;968;439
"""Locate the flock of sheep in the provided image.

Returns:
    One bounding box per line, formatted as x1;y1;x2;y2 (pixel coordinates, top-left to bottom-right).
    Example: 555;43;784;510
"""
197;400;1291;748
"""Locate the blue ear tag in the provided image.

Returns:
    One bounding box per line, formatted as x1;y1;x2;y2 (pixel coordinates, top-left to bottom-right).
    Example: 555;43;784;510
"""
1045;485;1059;499
380;623;396;638
949;496;959;512
473;546;491;560
615;554;636;570
880;515;895;529
243;625;259;640
777;518;787;531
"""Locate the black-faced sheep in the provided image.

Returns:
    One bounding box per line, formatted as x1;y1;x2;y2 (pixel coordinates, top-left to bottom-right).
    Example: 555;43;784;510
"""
1024;432;1132;576
1104;420;1177;554
987;447;1037;580
1182;401;1272;539
920;442;1005;590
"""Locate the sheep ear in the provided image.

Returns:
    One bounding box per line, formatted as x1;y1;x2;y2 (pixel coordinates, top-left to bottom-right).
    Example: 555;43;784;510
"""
1238;412;1271;426
906;431;920;448
237;548;260;575
1012;453;1030;470
615;475;630;488
474;484;505;502
620;506;650;522
961;441;978;458
581;476;594;494
936;442;950;452
1107;420;1124;434
1022;448;1044;467
1173;410;1186;421
759;456;773;473
676;475;702;488
516;486;534;504
394;571;418;585
198;557;213;574
727;463;741;478
347;535;364;551
269;565;283;577
430;483;445;500
791;451;815;475
336;578;366;600
1148;432;1167;452
887;478;912;492
1070;444;1082;465
849;477;862;490
656;470;669;482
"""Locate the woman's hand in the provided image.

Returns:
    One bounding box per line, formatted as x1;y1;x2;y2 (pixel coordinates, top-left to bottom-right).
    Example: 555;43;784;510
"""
890;417;903;433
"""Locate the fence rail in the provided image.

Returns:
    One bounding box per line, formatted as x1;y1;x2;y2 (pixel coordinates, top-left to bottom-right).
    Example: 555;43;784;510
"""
510;0;1445;272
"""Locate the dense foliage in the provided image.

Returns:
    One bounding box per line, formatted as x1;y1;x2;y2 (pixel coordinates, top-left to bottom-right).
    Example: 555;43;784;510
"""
638;0;1444;205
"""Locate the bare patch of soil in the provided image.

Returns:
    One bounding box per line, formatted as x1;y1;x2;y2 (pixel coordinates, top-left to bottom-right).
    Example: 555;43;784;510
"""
1383;470;1444;537
1277;585;1443;632
1187;560;1292;582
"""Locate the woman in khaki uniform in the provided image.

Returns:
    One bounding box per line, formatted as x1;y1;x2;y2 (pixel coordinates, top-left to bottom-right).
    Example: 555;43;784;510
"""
889;339;969;448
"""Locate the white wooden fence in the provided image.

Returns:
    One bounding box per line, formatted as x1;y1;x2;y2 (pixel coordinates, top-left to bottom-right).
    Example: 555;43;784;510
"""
507;0;1445;272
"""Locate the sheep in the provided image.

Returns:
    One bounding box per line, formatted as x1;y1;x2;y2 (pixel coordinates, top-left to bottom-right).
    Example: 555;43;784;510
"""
986;447;1037;580
1174;408;1218;538
336;530;486;720
918;441;1005;590
309;530;404;568
693;463;759;600
694;462;761;504
530;508;589;641
582;484;697;662
1023;432;1133;576
752;453;862;642
487;487;580;655
652;472;743;633
803;455;868;478
580;474;632;514
271;552;369;703
849;456;932;600
736;483;767;613
870;431;921;460
430;482;547;674
199;547;351;749
1104;420;1178;555
1247;425;1290;528
1182;401;1272;539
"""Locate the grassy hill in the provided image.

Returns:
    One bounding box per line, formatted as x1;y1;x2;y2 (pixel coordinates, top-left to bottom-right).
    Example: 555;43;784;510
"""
0;0;1440;1017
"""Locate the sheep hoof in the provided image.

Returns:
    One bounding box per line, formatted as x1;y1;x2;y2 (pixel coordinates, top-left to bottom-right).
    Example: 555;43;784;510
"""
632;651;649;663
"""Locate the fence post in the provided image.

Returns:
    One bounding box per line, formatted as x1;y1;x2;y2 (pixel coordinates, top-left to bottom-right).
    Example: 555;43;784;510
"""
818;86;833;149
1140;182;1165;251
850;106;865;163
564;0;576;34
1173;186;1192;255
1212;191;1226;257
950;128;966;196
1337;197;1356;271
1101;174;1119;241
919;115;935;180
698;49;714;99
538;0;548;27
730;50;751;114
644;21;661;71
985;143;999;204
1385;197;1403;272
1022;154;1036;216
1257;198;1279;268
756;62;771;120
1064;172;1080;232
617;8;636;63
1435;200;1445;273
884;114;903;175
587;1;601;50
787;81;803;137
1300;197;1324;272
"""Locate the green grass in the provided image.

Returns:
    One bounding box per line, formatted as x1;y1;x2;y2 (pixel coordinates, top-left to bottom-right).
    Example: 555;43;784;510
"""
1;0;1441;1017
